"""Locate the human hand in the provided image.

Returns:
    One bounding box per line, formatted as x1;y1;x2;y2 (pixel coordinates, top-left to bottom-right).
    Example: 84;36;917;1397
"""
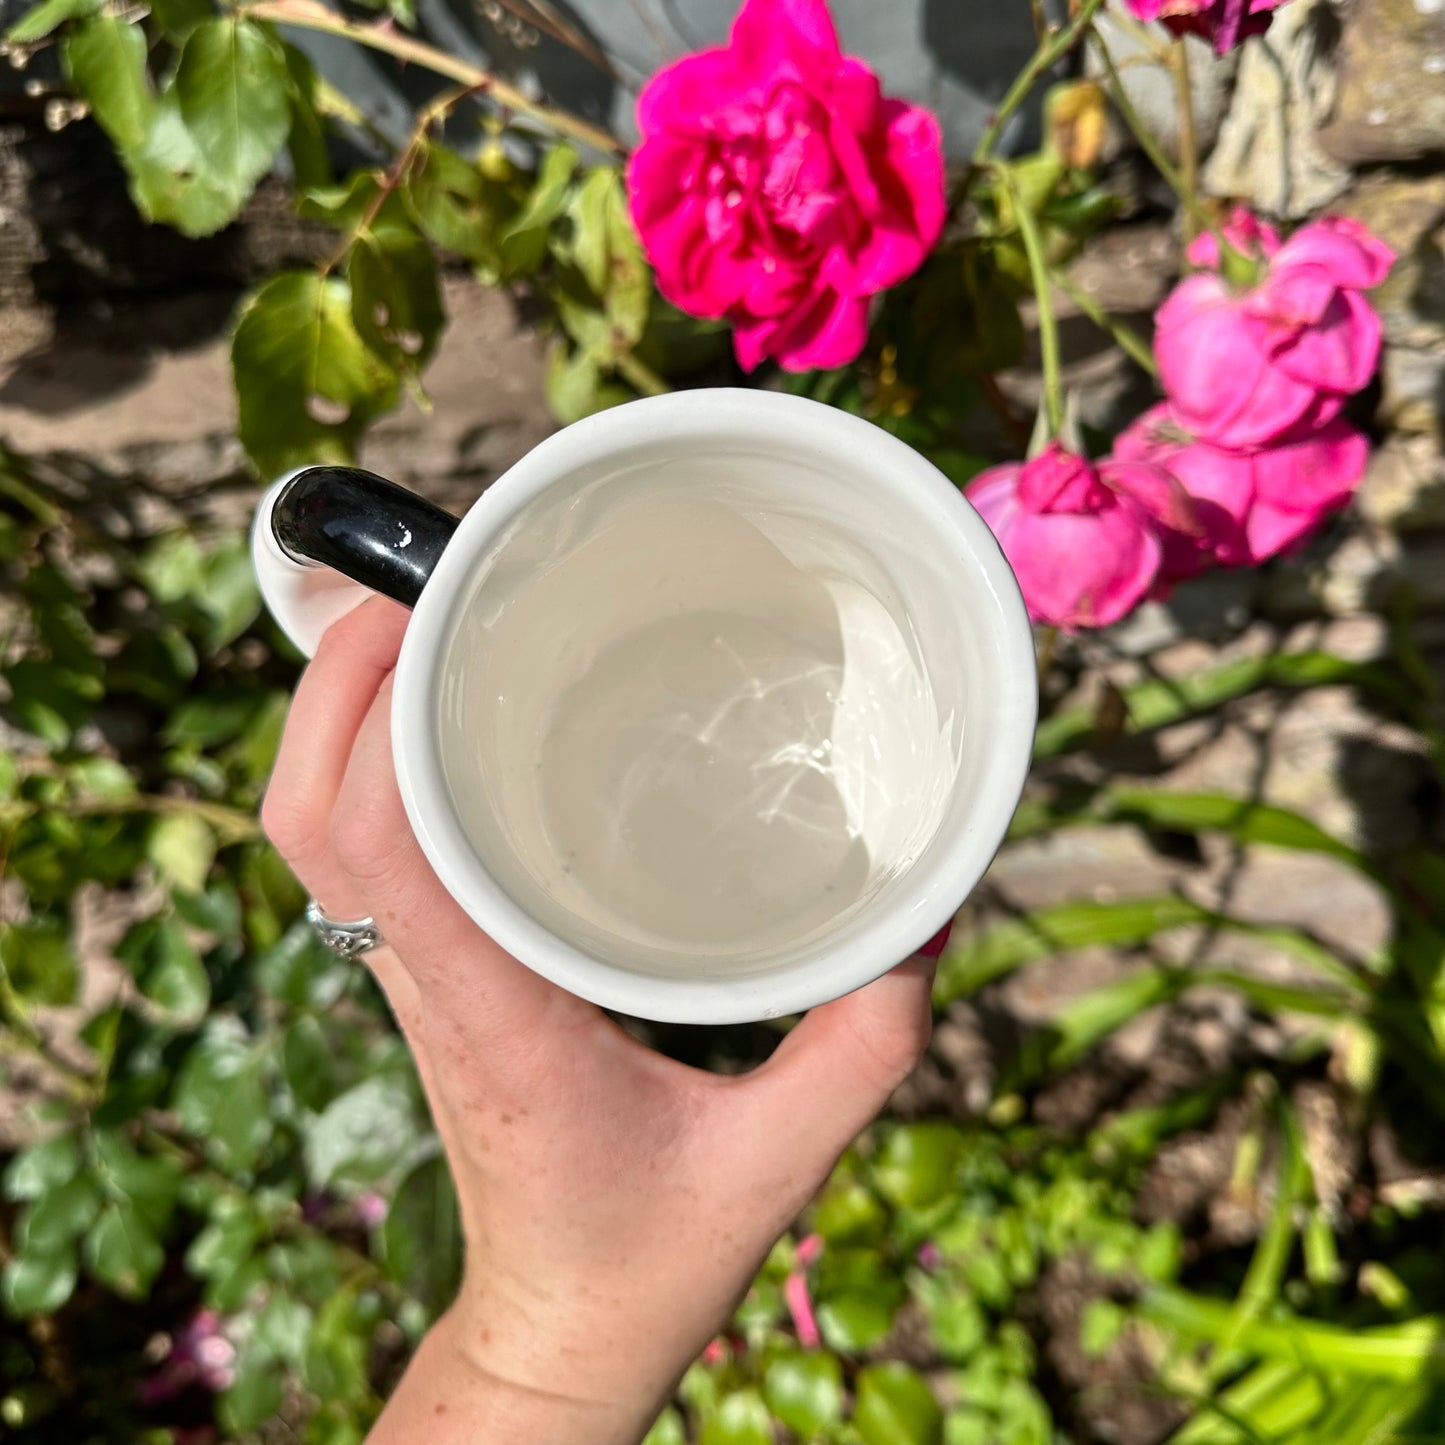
264;598;938;1444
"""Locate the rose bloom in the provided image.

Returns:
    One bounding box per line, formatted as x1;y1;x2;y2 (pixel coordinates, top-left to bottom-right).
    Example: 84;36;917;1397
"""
1117;403;1370;565
1118;0;1285;54
1154;212;1393;450
967;443;1200;630
626;0;945;371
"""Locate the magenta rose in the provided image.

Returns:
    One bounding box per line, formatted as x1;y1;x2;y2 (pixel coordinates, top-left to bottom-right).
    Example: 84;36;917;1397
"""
967;443;1199;631
626;0;945;372
1117;403;1370;565
1154;212;1393;451
1118;0;1286;54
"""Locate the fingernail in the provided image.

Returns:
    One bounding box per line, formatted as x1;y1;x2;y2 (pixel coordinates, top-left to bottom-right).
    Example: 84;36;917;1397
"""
917;922;953;959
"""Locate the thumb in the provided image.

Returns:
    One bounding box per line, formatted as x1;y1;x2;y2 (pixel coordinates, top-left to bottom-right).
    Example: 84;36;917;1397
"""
728;957;937;1191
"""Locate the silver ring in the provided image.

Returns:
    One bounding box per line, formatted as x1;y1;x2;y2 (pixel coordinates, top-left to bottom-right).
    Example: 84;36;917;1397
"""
306;899;383;959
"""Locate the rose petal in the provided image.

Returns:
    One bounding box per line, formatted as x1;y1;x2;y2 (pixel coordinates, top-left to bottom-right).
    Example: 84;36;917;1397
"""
636;50;749;138
1273;288;1383;396
1275;215;1396;292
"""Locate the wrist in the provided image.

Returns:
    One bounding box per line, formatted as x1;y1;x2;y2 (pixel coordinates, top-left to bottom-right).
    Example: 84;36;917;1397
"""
414;1303;664;1445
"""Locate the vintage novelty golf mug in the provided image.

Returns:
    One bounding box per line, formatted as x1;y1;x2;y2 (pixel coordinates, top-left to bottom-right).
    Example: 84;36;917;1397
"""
252;389;1036;1024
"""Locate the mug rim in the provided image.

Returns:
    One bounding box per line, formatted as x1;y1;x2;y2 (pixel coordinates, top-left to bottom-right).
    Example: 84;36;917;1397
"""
392;388;1036;1024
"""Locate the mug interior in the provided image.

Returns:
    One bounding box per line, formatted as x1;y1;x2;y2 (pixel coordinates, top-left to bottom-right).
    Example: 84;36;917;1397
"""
429;422;1024;986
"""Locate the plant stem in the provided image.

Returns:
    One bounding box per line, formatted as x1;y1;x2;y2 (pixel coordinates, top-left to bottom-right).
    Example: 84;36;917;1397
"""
1092;35;1212;234
326;82;483;273
1171;38;1200;241
996;164;1063;438
241;0;625;157
613;349;670;397
973;0;1108;170
1053;269;1159;378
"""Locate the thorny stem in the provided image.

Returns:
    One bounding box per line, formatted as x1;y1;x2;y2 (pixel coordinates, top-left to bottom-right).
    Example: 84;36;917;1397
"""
325;82;485;274
240;0;625;157
995;163;1063;437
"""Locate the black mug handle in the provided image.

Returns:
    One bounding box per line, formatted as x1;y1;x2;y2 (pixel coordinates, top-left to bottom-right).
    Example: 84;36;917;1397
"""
270;466;460;609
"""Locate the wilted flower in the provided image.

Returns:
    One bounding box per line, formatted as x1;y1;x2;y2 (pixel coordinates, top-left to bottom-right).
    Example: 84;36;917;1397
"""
1116;403;1369;564
1155;212;1393;450
967;443;1200;630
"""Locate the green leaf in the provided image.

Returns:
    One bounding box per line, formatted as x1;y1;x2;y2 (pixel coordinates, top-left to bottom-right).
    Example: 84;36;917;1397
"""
174;881;243;937
1142;1290;1445;1380
1;919;79;1006
19;1175;101;1254
302;1290;370;1401
700;1390;772;1445
935;896;1207;1003
147;811;217;895
854;1364;943;1445
2;1248;77;1317
4;1135;82;1201
306;1073;420;1188
69;756;137;801
186;1208;262;1282
816;1283;904;1353
255;918;348;1009
218;1359;285;1432
128;93;240;237
137;546;200;628
1104;789;1367;870
641;1408;687;1445
148;0;211;42
173;1030;273;1172
348;222;445;372
546;343;603;424
174;18;291;206
283;44;331;191
1030;966;1191;1075
91;1131;183;1234
813;1178;888;1247
569;168;613;297
83;1203;164;1298
499;143;577;274
232;270;400;478
283;1016;336;1112
382;1155;462;1317
1033;650;1418;760
403;142;510;270
5;0;100;44
765;1350;845;1437
873;1123;963;1210
252;1289;313;1362
1080;1298;1127;1358
117;916;211;1020
165;691;263;749
199;539;262;647
64;15;153;153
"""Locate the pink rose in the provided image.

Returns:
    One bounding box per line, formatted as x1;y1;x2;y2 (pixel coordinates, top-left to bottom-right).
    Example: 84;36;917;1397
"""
626;0;945;372
967;443;1198;630
1118;0;1286;54
1155;213;1393;451
1117;403;1369;564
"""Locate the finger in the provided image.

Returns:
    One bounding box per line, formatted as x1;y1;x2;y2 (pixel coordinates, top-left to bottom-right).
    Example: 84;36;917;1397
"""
262;596;411;901
329;673;592;1039
726;957;936;1193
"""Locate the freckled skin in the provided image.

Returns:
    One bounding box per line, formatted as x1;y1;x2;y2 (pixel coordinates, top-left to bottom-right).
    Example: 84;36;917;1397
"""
264;594;939;1443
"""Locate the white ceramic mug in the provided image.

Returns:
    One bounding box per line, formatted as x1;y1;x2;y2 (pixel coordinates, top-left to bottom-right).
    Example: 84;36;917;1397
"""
252;389;1036;1024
